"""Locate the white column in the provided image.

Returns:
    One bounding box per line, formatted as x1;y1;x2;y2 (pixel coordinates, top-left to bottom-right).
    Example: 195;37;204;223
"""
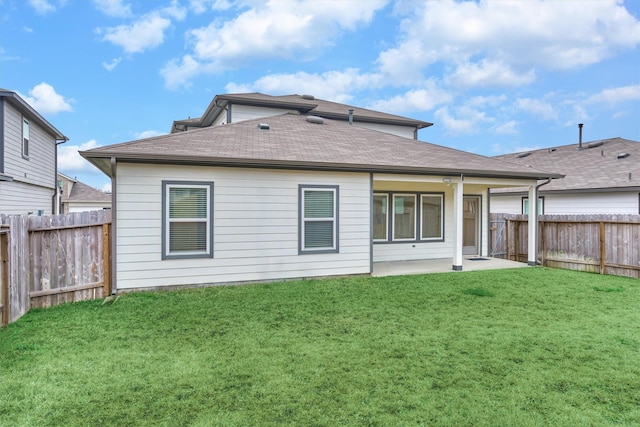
527;184;538;266
452;180;464;270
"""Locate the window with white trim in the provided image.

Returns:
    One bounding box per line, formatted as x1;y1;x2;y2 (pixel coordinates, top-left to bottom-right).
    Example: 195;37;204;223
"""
162;181;213;259
375;192;445;243
392;194;416;240
421;194;443;240
22;117;30;159
373;194;388;241
522;197;544;215
299;185;338;253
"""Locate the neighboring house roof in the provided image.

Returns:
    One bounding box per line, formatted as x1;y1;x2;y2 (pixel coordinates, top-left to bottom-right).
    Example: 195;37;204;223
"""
492;137;640;194
58;174;111;204
171;92;433;133
82;113;561;181
0;88;68;141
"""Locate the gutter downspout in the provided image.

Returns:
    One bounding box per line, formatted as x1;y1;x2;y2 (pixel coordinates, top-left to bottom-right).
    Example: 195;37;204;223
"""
53;138;68;215
110;157;117;294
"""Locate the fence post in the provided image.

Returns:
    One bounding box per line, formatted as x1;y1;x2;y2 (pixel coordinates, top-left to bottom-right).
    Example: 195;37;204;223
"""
599;221;605;275
540;219;545;266
506;219;510;261
1;229;8;327
102;223;111;296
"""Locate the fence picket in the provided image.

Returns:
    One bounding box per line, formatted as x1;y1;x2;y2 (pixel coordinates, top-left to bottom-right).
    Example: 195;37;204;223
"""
491;213;640;279
0;211;112;324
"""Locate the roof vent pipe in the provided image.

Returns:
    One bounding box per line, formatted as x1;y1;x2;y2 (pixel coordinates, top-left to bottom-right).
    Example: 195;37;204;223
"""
578;123;584;150
348;109;354;125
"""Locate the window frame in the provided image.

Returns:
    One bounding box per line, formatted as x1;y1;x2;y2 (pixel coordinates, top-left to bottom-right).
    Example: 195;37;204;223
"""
299;185;339;254
522;196;545;215
420;193;444;241
162;180;214;260
392;193;417;241
374;191;445;244
22;117;30;159
373;193;389;242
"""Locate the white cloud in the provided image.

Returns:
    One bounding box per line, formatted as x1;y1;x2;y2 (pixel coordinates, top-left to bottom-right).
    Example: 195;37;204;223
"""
516;98;558;121
224;69;382;104
587;84;640;105
160;55;204;90
28;0;56;14
189;0;232;14
369;80;453;113
58;140;101;172
378;0;640;89
92;0;132;18
20;83;73;115
134;130;166;139
160;1;187;21
98;12;172;54
434;105;493;136
101;183;112;193
446;59;536;88
161;0;388;89
102;57;122;71
493;120;519;135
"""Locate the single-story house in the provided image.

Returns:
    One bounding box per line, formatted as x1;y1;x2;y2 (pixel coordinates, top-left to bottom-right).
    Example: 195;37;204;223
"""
491;137;640;215
57;173;112;213
80;93;562;292
0;88;68;215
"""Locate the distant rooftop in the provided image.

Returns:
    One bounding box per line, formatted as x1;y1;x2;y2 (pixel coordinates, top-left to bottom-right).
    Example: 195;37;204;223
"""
492;137;640;193
171;92;433;133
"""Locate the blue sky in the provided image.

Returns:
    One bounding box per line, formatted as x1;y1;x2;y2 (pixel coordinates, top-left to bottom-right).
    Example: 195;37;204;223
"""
1;0;639;192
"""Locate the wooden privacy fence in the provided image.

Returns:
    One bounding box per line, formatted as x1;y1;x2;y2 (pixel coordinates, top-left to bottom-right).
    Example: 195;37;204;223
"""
491;213;640;279
0;210;111;325
1;226;9;327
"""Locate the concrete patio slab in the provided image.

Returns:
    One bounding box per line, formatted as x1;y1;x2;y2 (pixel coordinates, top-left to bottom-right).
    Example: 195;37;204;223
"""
372;257;529;277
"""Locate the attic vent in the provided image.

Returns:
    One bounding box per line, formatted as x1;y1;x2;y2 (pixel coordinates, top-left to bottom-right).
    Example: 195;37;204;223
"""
257;123;270;130
306;115;323;124
301;94;315;100
587;141;604;148
548;148;557;153
517;152;532;158
617;152;630;159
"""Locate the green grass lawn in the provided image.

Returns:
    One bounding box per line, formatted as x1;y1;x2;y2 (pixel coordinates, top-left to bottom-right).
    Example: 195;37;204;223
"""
1;268;639;426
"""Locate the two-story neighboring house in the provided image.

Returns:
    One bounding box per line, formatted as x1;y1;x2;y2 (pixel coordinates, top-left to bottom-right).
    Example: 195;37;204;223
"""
170;93;432;139
0;88;68;215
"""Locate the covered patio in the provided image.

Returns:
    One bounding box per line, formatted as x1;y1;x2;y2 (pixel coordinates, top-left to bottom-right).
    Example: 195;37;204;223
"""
372;257;529;277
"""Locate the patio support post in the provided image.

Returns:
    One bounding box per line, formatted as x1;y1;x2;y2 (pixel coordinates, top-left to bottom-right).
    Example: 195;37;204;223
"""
452;179;464;270
527;184;538;266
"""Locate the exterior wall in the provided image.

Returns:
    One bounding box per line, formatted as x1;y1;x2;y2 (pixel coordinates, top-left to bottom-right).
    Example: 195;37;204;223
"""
0;180;53;214
0;102;56;214
491;191;640;215
66;202;111;213
372;179;490;262
353;122;415;139
229;104;417;139
230;105;299;123
3;102;56;188
115;163;371;289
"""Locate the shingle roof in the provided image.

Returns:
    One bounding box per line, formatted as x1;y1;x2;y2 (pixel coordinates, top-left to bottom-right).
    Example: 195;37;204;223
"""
63;179;111;203
172;92;432;132
492;137;640;193
82;113;561;181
